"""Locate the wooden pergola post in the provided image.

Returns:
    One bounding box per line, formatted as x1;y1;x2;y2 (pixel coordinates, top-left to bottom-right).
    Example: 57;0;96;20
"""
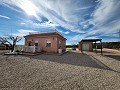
95;41;97;53
81;41;83;53
100;40;102;55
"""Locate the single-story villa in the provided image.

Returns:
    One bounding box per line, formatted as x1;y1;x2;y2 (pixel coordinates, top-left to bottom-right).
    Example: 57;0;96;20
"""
24;31;66;53
78;39;102;54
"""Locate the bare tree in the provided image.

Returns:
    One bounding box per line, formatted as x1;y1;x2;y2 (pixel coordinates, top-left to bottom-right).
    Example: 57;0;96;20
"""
0;35;22;52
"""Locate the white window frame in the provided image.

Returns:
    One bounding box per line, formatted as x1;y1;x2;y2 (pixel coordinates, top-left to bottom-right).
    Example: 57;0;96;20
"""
59;40;62;44
46;40;52;47
34;41;39;46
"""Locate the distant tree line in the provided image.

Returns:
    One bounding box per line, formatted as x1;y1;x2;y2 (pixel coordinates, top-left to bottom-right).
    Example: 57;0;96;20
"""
66;44;78;50
102;42;120;49
66;45;78;48
66;42;120;50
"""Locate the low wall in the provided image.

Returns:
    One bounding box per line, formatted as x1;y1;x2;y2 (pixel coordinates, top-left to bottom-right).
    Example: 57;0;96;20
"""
23;46;41;53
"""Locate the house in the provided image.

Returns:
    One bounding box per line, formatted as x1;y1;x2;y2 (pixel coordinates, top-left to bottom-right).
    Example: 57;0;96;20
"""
78;39;102;54
24;31;66;53
0;44;10;50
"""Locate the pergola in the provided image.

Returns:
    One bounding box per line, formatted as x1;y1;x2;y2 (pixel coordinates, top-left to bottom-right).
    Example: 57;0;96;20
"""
81;39;102;54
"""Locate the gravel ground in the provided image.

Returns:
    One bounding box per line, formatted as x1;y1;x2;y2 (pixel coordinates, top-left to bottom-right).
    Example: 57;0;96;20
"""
0;50;120;90
95;48;120;61
85;49;120;73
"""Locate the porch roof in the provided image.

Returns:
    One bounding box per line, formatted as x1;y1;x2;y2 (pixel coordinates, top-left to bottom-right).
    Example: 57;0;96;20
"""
80;39;102;42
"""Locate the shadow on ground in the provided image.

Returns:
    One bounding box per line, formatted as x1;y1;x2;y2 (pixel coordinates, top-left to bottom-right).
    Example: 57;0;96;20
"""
104;55;120;61
28;52;111;70
93;50;116;54
95;50;120;61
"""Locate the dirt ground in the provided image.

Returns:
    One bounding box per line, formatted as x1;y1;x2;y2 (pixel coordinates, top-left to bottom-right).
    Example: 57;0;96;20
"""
0;50;120;90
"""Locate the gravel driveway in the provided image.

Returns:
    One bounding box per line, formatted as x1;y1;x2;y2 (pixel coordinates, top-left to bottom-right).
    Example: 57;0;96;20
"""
30;52;110;70
0;51;120;90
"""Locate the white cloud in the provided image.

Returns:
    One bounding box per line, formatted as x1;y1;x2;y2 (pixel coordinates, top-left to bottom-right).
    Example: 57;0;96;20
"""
70;34;86;44
1;0;120;43
102;38;119;42
13;29;38;37
86;0;120;40
20;20;59;29
92;0;120;25
58;30;69;34
85;0;120;40
0;3;22;13
0;14;10;19
0;0;93;33
21;22;25;24
86;19;120;37
64;31;69;34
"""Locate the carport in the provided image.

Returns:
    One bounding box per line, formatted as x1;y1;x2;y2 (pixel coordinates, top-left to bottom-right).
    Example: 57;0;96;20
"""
79;39;102;54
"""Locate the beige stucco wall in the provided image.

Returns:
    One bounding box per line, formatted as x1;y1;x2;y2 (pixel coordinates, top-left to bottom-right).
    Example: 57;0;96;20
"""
78;42;93;51
25;36;66;53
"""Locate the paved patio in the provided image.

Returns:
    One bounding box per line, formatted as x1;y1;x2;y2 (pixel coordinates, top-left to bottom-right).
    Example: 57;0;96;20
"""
0;50;120;90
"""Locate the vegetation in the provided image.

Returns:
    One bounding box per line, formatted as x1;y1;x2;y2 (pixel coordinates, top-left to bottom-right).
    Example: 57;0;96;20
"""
0;35;22;52
66;48;73;51
66;42;120;50
102;42;120;49
66;44;78;51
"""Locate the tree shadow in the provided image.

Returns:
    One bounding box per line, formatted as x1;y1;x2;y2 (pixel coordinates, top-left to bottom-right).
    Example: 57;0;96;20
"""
28;52;112;71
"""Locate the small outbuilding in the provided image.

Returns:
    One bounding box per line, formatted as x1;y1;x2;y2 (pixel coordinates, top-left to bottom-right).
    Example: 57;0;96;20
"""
78;39;102;54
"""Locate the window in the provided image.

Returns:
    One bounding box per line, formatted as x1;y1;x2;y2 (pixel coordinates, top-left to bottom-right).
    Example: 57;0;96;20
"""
28;41;32;46
35;43;38;46
59;40;62;44
35;41;38;46
46;40;51;47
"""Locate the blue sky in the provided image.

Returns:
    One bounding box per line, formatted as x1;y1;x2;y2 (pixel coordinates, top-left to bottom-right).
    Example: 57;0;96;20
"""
0;0;120;45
